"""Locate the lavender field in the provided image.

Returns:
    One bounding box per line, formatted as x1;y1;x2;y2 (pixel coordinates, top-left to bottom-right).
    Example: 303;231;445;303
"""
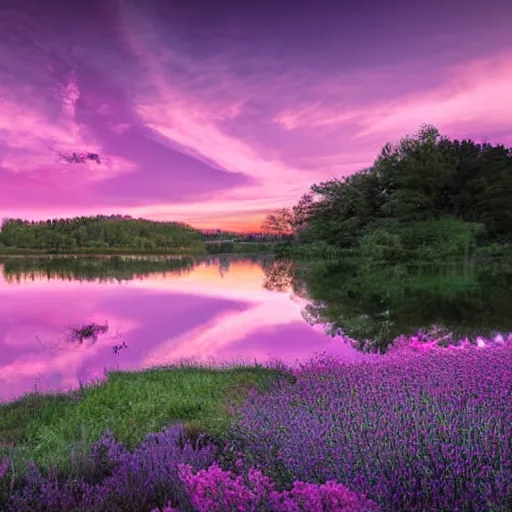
1;335;511;511
234;339;512;511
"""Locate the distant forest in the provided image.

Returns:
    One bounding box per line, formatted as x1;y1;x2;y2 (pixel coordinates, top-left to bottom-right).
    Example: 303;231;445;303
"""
0;215;203;252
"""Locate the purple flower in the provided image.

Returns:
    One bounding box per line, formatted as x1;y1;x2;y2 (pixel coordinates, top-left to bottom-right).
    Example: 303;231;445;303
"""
0;457;9;481
234;343;512;511
173;463;380;511
8;424;215;511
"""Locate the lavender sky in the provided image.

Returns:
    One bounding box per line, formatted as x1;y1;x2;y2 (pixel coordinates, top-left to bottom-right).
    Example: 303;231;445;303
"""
1;0;511;231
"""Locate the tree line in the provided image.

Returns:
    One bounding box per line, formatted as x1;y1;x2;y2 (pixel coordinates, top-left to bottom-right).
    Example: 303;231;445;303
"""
264;125;512;261
0;215;203;252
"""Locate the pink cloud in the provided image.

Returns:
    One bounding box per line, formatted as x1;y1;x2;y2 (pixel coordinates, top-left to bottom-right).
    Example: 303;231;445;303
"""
0;0;510;229
272;53;512;145
0;70;137;188
60;71;81;119
112;3;512;229
104;10;366;224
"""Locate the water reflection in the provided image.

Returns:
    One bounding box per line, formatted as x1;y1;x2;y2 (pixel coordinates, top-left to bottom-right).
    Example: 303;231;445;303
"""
293;257;512;352
0;255;195;284
4;254;508;401
0;256;356;401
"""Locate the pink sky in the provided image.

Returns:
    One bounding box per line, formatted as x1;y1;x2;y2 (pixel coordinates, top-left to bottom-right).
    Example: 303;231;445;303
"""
1;0;511;231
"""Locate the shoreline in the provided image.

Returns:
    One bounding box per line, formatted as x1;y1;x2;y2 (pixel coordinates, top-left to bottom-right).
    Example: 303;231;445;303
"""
0;250;274;258
0;242;278;258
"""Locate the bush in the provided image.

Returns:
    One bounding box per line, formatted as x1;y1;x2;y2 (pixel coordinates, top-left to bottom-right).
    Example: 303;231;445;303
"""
3;425;215;512
155;463;380;512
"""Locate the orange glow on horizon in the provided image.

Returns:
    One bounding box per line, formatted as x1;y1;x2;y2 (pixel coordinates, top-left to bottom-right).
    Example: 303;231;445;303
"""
178;213;268;233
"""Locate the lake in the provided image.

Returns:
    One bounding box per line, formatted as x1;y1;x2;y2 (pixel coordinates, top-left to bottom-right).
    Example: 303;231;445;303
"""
2;253;511;402
0;255;357;402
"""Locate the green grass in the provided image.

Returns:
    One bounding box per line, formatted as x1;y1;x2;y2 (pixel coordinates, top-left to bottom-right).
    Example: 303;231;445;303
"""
0;364;288;473
0;242;275;257
0;246;207;256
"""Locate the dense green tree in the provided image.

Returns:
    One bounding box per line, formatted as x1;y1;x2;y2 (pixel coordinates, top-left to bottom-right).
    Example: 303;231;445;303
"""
0;215;203;252
275;126;512;351
290;125;512;253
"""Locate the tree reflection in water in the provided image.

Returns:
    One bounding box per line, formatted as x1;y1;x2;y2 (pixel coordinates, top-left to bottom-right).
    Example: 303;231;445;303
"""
262;255;512;353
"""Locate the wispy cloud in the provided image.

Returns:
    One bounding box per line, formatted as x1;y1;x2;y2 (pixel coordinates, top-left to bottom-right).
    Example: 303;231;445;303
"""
110;4;373;226
60;71;81;119
272;54;512;143
0;0;510;229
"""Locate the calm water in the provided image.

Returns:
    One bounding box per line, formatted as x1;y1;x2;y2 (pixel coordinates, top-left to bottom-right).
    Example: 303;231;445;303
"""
3;254;511;402
296;255;512;351
0;255;356;402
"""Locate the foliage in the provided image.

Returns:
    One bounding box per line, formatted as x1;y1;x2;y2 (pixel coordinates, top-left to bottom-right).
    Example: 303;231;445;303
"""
0;215;203;253
202;231;291;243
0;246;205;256
2;425;215;512
172;462;379;511
205;242;275;254
1;430;378;512
261;209;296;237
1;344;510;511
232;343;512;511
276;126;512;256
272;242;354;260
260;194;315;240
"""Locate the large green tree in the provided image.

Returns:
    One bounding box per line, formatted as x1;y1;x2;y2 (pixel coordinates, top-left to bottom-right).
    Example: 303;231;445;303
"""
295;125;512;252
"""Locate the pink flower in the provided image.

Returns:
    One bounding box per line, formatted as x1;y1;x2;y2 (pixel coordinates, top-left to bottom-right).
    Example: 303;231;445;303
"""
174;463;381;511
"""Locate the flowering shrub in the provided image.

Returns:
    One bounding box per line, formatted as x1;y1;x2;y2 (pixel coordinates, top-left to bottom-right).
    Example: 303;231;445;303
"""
151;504;178;512
233;342;512;511
0;456;11;502
0;458;8;481
153;462;380;511
7;425;215;511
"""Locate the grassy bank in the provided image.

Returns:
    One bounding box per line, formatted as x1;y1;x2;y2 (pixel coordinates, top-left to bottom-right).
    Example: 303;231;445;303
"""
0;364;289;473
0;242;276;257
0;246;207;257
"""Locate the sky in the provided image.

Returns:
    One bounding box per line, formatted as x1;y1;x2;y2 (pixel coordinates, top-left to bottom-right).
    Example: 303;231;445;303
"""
1;0;511;231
